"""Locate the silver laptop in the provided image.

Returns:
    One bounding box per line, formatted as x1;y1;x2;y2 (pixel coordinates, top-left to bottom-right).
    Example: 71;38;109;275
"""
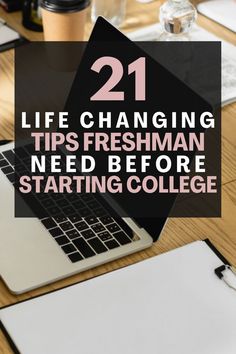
0;141;168;294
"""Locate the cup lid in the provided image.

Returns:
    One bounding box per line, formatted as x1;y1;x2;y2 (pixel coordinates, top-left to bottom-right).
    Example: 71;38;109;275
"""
41;0;90;13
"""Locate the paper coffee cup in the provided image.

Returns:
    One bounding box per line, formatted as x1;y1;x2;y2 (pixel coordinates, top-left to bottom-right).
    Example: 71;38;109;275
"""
41;0;90;41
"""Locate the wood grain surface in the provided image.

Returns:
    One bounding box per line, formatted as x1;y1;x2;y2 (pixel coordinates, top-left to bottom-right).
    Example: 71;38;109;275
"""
0;1;236;353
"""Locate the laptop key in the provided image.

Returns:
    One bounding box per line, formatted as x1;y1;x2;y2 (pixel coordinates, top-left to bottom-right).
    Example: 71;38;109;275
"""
106;223;121;233
67;194;79;202
41;218;57;229
2;150;15;165
24;144;35;154
55;235;69;246
78;207;91;217
87;200;100;209
14;147;28;159
47;206;61;216
51;193;64;201
68;252;83;263
22;157;31;167
63;206;77;215
57;199;70;207
85;216;98;225
6;172;15;183
66;229;80;240
98;231;113;242
75;221;88;232
80;194;93;202
113;231;131;245
94;208;106;217
0;153;3;160
69;215;82;223
105;239;120;250
54;215;67;223
92;223;105;233
61;243;76;254
49;227;64;237
81;229;95;240
15;163;27;174
88;237;107;254
99;216;113;225
60;221;74;231
73;238;96;258
72;200;85;209
43;199;55;208
1;165;14;174
37;193;50;201
0;159;9;168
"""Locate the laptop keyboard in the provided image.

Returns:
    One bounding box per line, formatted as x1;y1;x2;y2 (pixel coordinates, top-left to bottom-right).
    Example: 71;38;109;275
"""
0;147;136;263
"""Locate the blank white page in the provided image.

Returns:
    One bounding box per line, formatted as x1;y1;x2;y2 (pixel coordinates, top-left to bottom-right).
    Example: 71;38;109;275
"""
1;241;236;354
0;25;19;46
197;0;236;33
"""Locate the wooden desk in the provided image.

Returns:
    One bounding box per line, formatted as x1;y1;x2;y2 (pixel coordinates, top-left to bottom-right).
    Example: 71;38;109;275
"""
0;1;236;352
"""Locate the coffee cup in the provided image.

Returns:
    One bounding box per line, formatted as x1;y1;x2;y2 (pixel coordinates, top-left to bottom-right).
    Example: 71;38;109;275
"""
41;0;90;41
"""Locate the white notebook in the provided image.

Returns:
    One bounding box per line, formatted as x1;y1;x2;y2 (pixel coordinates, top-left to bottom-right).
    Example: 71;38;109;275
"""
127;24;236;106
0;21;19;46
197;0;236;33
1;240;236;354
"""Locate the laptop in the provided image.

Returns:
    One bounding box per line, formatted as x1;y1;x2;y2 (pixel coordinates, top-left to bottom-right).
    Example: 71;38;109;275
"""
0;141;168;294
0;18;170;294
